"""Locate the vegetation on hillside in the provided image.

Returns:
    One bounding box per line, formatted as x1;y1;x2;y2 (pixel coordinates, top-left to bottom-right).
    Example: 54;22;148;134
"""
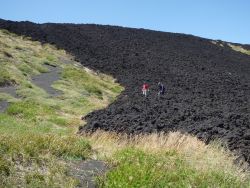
228;43;250;55
211;40;250;56
86;131;250;188
0;29;122;187
0;29;249;187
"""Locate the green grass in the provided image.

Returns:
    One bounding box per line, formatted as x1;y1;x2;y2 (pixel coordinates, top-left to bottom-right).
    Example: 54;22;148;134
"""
0;133;91;187
60;66;121;98
86;131;250;188
0;133;91;160
98;148;248;188
0;29;123;135
0;67;15;86
0;29;123;187
1;29;249;188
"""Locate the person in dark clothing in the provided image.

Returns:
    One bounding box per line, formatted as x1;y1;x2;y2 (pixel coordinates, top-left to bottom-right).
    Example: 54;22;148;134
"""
158;82;165;96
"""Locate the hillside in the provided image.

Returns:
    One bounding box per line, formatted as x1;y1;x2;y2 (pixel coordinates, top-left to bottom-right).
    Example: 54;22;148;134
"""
0;20;250;187
0;29;122;187
0;19;249;163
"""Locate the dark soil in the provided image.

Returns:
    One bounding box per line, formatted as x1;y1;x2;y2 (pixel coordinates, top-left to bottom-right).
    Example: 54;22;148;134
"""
0;86;17;112
0;100;8;113
0;19;250;162
0;64;62;112
0;80;15;87
32;64;62;96
68;160;108;188
0;86;17;98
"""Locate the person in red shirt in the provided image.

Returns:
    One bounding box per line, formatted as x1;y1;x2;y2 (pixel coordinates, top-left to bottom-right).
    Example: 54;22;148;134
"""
142;82;149;97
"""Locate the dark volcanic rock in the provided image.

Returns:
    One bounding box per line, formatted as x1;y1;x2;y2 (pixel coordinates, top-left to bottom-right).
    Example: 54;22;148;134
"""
0;19;250;162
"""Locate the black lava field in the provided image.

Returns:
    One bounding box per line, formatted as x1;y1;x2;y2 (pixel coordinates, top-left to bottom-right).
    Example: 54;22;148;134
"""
0;19;250;162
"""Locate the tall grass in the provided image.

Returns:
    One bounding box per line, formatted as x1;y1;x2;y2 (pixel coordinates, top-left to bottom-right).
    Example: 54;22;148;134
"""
85;131;250;187
0;133;91;187
0;29;123;187
99;149;246;187
1;29;249;187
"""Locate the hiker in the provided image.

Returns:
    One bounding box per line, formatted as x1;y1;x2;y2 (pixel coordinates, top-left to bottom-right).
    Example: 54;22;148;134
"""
142;82;149;97
158;82;165;96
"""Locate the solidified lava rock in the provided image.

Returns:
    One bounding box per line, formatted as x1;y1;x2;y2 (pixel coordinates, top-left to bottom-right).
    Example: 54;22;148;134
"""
0;19;249;162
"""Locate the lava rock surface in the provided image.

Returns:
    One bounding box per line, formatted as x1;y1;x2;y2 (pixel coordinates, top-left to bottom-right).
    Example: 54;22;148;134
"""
0;19;250;162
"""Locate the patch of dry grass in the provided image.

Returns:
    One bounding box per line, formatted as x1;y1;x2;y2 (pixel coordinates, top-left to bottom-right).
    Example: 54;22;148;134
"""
0;29;123;187
228;43;250;55
1;29;249;187
85;130;249;184
211;40;224;47
0;133;91;187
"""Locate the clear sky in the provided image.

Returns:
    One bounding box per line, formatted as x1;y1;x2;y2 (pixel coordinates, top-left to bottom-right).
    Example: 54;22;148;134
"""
1;0;250;44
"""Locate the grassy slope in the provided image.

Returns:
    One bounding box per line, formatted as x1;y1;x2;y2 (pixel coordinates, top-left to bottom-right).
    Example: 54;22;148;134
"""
228;43;250;55
0;29;249;187
87;131;250;188
211;40;250;55
0;29;122;187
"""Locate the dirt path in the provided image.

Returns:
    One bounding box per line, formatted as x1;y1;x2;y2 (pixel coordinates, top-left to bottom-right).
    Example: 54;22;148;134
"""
68;160;108;188
0;86;18;98
0;64;62;113
0;101;8;113
0;62;109;186
0;86;17;113
31;64;62;96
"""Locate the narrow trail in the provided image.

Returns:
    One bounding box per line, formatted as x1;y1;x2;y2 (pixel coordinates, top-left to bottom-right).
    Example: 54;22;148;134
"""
0;60;110;187
0;86;17;113
31;64;62;96
0;86;17;97
1;19;250;163
0;64;61;112
0;101;8;113
68;160;108;188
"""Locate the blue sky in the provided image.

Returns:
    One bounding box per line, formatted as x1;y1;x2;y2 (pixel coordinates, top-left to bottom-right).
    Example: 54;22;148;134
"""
1;0;250;44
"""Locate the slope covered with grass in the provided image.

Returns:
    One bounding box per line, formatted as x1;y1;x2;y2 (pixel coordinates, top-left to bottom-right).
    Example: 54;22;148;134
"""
1;20;249;164
0;29;249;188
0;29;122;187
86;131;250;188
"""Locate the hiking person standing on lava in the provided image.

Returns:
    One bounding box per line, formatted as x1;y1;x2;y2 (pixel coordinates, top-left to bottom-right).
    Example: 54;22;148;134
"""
142;82;149;97
158;82;165;96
